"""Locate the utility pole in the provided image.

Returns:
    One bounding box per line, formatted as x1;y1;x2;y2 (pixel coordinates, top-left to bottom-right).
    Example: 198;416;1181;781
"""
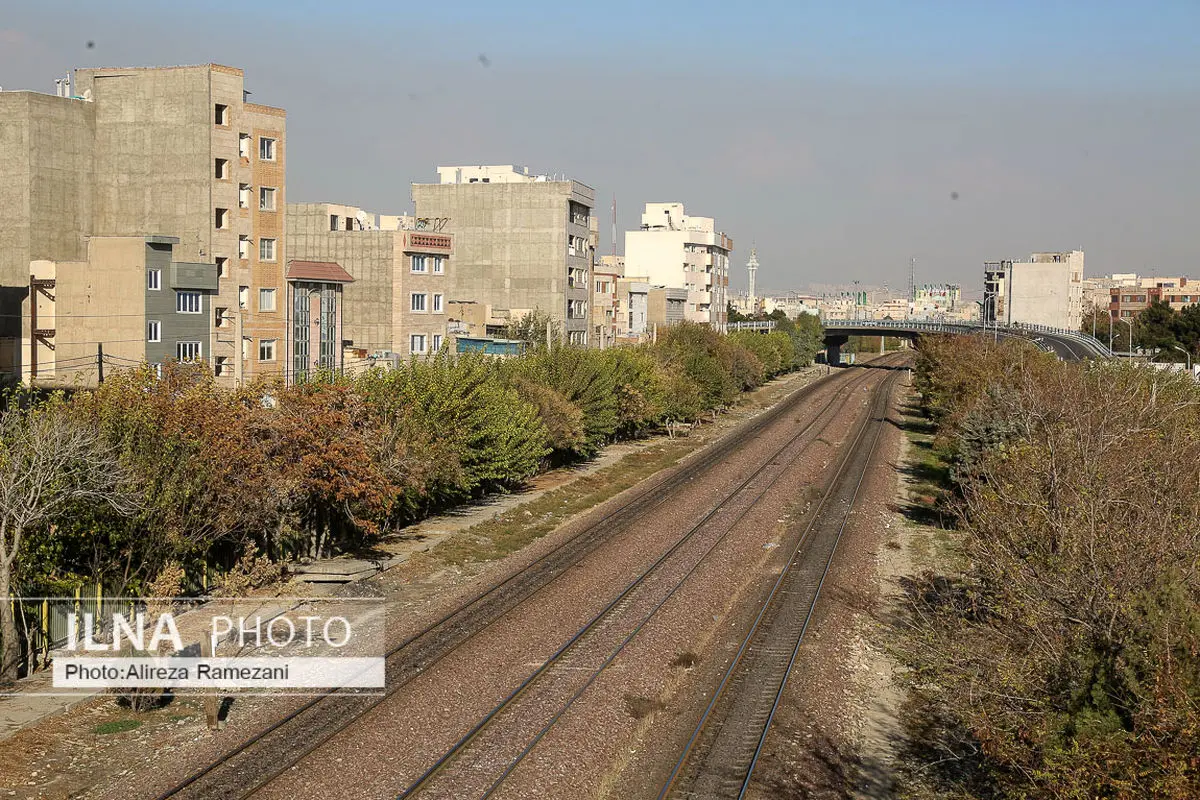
97;343;104;384
611;194;617;257
909;256;916;307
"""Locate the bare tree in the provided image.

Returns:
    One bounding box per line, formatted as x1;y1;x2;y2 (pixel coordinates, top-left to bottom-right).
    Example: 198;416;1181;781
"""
0;400;139;681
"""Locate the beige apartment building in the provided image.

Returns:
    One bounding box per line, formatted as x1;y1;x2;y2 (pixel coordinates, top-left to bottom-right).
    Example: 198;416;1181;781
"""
0;64;286;384
287;203;453;359
411;165;594;345
27;235;218;387
984;250;1084;330
624;203;732;330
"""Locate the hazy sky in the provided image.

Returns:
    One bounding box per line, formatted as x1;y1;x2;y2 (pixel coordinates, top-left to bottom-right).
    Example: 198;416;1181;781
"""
3;1;1198;293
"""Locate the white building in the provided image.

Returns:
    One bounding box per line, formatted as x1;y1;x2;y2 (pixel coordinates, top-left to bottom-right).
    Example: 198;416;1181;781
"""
623;203;732;329
984;250;1084;330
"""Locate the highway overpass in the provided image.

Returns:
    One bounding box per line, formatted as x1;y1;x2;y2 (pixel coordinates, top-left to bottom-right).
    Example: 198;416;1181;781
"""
728;319;1111;363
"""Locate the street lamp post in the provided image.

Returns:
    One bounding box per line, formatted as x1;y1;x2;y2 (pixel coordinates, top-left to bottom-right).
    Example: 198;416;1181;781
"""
1114;316;1134;355
1171;344;1192;372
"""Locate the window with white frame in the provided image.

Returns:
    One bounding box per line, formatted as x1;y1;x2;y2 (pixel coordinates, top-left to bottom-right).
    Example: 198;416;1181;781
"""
410;334;427;354
147;269;161;290
259;137;276;161
432;334;443;351
411;255;427;273
258;288;276;312
146;320;161;342
259;186;276;211
177;341;202;361
176;291;202;313
259;339;276;361
259;238;276;261
432;293;443;313
411;292;427;312
432;256;445;274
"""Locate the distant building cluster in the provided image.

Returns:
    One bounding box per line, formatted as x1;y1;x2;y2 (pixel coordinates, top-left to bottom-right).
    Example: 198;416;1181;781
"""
0;65;737;387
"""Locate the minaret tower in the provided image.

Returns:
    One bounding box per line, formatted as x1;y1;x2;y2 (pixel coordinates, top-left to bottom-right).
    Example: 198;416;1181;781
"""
747;247;760;311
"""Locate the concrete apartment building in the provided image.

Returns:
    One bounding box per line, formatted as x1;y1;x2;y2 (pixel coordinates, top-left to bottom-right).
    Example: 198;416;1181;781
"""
411;165;594;346
647;287;688;330
624;203;732;330
28;236;217;386
287;202;454;359
983;251;1084;329
1110;277;1198;320
0;64;286;385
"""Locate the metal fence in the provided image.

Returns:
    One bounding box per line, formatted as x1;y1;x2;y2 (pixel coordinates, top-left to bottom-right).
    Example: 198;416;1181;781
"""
8;565;215;676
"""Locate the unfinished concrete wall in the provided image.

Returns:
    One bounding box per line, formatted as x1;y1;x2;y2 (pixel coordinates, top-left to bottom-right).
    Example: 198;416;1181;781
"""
412;179;593;342
0;92;96;368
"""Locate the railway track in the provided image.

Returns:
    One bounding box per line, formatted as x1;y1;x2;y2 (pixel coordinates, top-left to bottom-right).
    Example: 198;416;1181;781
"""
392;362;896;799
153;360;892;800
658;363;902;800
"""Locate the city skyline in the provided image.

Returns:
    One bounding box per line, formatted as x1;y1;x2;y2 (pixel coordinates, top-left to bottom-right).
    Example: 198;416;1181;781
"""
2;1;1197;291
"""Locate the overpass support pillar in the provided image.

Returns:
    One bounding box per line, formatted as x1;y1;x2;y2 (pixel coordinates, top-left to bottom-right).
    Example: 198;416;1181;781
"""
824;335;849;366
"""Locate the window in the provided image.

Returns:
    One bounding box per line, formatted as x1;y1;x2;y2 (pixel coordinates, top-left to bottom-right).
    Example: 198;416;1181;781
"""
259;137;276;161
432;256;445;274
215;307;229;328
239;133;251;159
214;104;228;125
410;334;427;354
259;238;276;261
259;339;276;361
330;214;339;231
177;341;202;361
239;183;251;208
258;287;276;312
215;356;229;377
147;269;161;290
411;255;427;274
411;292;427;312
176;291;202;313
432;293;443;313
239;235;251;259
146;320;161;342
215;158;229;179
215;208;229;229
432;334;443;352
216;257;229;278
239;286;249;309
259;187;276;211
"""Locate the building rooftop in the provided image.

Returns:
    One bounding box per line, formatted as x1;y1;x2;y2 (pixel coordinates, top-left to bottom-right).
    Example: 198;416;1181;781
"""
427;165;593;190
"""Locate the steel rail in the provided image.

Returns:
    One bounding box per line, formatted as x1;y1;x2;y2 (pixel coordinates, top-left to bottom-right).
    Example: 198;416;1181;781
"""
155;362;883;800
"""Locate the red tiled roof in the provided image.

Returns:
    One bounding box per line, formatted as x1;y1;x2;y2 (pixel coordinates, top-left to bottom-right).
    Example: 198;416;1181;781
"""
286;260;355;283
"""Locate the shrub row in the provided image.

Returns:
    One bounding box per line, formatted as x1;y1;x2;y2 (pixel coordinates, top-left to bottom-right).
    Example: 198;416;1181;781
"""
903;335;1200;798
0;320;823;605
